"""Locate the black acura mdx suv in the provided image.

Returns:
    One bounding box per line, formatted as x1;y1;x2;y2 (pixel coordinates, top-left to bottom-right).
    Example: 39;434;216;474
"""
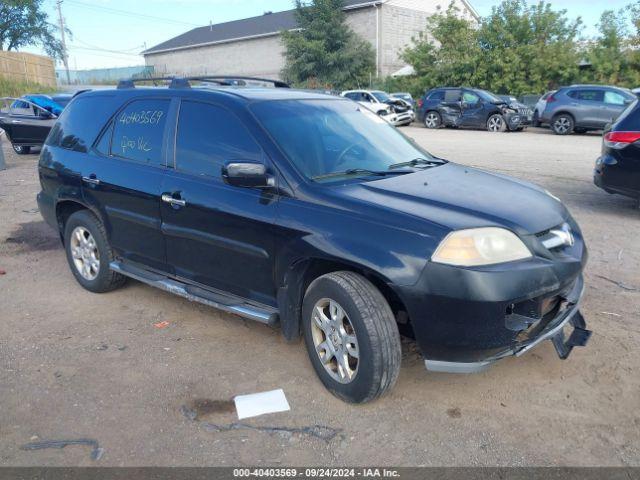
37;77;591;403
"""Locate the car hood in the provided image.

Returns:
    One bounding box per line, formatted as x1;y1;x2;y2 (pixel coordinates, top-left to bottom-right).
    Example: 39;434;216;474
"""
336;163;568;235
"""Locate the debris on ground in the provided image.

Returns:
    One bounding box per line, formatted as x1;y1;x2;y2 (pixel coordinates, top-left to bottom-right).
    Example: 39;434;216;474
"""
600;312;622;317
153;321;170;329
596;275;638;292
446;407;462;418
201;422;341;442
0;269;5;275
181;398;235;421
234;389;290;420
20;438;104;460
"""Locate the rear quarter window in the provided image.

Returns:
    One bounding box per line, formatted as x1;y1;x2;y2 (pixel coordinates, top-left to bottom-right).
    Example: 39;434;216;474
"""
428;90;445;101
110;98;170;166
46;94;120;152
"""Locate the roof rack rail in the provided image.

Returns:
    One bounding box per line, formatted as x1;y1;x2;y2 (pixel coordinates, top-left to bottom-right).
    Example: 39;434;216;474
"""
117;77;190;89
188;76;290;88
117;75;290;90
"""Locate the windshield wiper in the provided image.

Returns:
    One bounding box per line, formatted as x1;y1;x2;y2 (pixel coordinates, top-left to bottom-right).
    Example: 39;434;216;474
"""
313;168;410;180
388;157;444;170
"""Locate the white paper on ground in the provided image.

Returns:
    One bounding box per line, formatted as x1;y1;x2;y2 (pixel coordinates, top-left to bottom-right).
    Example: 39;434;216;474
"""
234;389;291;420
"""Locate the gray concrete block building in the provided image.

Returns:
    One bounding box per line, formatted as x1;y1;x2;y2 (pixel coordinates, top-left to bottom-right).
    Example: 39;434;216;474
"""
142;0;478;80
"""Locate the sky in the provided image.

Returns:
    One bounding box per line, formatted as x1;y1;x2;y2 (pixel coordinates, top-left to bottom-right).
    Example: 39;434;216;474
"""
25;0;632;71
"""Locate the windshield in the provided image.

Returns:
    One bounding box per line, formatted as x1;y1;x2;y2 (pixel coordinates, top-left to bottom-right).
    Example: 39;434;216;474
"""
477;90;505;103
370;91;391;102
251;99;439;183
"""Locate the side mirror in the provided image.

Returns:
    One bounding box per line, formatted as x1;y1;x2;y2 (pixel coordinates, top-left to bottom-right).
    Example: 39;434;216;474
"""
222;161;274;188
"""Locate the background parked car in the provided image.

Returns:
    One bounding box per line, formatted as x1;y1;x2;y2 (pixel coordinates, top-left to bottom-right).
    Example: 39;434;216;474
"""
594;97;640;203
418;87;524;132
540;85;636;135
532;90;556;127
341;90;414;126
390;92;415;108
498;95;533;127
1;96;59;154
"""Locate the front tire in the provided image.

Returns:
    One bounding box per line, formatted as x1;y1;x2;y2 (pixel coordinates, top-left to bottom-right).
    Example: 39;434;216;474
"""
302;271;401;404
423;111;441;129
12;144;31;155
486;114;506;132
551;114;574;135
64;210;126;293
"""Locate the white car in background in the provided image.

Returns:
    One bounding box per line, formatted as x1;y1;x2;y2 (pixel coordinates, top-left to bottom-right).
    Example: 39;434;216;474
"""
341;90;413;126
533;90;556;127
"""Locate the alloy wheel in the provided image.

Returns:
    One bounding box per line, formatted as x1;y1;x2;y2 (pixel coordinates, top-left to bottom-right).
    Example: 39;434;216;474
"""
554;117;571;134
424;112;440;128
311;298;359;384
70;226;100;280
487;115;504;132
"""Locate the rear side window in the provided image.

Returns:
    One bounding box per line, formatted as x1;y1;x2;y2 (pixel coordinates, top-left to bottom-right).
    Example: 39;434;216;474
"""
46;94;120;152
428;90;445;101
568;90;604;102
111;99;170;166
175;101;262;178
444;90;461;102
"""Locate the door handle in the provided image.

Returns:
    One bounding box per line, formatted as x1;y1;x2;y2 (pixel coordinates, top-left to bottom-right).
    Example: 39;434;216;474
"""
161;193;186;207
82;174;100;185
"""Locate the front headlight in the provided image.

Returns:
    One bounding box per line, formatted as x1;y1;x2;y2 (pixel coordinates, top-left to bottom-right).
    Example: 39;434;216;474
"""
432;227;532;266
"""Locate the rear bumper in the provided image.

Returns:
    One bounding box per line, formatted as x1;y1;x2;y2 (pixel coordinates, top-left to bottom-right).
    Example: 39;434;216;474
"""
594;155;640;199
37;190;58;230
424;277;590;373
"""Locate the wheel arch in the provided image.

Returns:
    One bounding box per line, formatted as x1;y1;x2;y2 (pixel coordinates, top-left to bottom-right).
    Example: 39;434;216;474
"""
552;110;575;122
277;257;411;342
55;199;103;244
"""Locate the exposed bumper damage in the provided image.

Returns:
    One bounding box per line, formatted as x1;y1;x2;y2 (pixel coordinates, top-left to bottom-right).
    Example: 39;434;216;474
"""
424;276;591;373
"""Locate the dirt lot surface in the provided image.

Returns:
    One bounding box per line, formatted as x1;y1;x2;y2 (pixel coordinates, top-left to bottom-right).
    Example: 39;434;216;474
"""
1;127;639;467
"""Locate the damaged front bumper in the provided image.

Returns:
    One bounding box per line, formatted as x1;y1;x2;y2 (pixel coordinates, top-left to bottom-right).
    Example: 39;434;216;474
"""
424;277;591;374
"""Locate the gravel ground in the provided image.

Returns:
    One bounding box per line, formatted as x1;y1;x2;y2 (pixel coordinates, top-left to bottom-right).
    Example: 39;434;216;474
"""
0;126;638;467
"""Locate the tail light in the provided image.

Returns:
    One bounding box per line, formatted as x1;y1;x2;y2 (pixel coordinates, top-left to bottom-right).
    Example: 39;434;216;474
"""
604;131;640;149
546;94;556;103
417;98;423;108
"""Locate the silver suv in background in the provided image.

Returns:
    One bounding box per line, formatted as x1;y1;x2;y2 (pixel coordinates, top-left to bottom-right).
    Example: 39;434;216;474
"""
540;85;636;135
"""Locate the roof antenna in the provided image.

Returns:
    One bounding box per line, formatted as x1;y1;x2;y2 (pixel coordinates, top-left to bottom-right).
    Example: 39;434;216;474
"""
209;20;212;31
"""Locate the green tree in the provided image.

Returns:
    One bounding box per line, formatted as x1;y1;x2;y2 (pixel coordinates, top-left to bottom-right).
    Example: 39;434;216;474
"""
401;0;583;97
477;0;582;95
402;4;480;93
0;0;67;60
281;0;375;89
584;7;638;86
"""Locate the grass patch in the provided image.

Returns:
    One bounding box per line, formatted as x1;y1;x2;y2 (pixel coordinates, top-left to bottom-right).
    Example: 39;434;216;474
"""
0;76;57;98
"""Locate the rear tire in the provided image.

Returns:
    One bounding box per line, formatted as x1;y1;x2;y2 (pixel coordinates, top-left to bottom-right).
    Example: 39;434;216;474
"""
64;210;126;293
302;271;401;404
423;111;441;129
12;145;30;155
551;114;574;135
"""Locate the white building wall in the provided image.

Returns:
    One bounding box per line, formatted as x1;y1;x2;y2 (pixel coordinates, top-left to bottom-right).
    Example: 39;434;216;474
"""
145;34;286;79
144;1;478;80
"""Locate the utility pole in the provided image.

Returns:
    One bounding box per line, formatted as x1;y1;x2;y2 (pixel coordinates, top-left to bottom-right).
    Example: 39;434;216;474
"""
56;0;71;84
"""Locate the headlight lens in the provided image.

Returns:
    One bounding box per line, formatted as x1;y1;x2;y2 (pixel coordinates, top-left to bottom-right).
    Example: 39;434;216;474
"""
432;227;532;266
